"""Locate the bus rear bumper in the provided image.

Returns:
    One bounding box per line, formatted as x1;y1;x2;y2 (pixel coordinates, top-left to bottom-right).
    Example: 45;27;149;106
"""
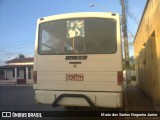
34;90;123;108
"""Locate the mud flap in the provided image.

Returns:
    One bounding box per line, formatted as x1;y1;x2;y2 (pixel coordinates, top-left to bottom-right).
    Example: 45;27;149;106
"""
52;94;96;108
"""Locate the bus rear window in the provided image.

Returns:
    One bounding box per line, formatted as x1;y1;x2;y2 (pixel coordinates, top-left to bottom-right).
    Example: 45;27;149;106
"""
38;18;117;54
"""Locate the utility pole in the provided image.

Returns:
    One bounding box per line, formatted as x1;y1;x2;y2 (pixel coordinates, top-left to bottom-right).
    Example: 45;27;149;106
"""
89;1;131;85
121;0;130;85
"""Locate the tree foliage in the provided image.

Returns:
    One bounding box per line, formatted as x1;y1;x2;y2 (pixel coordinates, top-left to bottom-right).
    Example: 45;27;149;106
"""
19;54;25;58
123;56;135;70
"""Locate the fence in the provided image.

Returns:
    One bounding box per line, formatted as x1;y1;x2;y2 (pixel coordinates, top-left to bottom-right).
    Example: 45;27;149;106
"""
0;80;16;85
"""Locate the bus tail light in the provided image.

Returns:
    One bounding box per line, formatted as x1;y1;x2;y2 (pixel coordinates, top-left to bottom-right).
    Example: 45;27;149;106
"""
33;71;37;84
117;71;123;85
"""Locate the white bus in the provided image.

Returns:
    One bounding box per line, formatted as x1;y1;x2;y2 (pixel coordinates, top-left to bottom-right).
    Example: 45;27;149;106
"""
33;12;123;109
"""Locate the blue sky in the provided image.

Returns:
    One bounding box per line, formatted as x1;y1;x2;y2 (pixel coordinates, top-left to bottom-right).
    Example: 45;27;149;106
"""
0;0;146;65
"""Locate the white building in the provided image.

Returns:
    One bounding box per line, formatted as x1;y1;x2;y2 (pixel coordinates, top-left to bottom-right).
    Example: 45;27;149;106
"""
0;58;33;84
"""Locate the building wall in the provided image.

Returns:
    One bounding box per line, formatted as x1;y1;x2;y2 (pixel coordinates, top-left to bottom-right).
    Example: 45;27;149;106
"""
5;67;33;84
134;0;160;104
6;69;15;80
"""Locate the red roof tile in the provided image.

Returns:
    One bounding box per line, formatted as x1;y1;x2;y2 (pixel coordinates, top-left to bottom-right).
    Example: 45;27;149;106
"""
6;57;34;64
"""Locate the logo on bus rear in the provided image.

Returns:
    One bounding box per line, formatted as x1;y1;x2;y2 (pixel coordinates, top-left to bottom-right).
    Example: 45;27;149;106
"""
66;74;84;81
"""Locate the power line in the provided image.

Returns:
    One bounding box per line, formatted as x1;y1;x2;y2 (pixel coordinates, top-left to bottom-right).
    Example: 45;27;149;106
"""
0;40;34;49
0;36;35;48
1;37;35;45
1;35;35;43
0;44;34;51
1;43;33;49
126;0;140;25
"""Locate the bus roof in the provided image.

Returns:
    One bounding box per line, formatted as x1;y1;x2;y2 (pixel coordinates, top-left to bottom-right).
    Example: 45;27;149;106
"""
38;12;119;23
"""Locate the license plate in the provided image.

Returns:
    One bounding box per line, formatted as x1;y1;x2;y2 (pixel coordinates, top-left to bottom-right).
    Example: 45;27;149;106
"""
66;74;84;81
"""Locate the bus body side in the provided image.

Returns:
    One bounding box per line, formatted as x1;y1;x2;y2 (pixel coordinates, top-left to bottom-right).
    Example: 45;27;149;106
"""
33;12;123;108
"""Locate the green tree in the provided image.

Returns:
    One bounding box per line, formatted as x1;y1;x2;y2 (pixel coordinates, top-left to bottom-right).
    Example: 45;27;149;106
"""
19;54;25;58
130;56;135;70
122;56;135;70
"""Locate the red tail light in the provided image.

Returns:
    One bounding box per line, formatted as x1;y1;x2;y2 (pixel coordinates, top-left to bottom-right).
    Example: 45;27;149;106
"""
117;71;123;85
33;71;37;84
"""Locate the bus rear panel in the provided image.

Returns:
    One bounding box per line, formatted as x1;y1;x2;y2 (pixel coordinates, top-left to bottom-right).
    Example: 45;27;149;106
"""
33;12;123;108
